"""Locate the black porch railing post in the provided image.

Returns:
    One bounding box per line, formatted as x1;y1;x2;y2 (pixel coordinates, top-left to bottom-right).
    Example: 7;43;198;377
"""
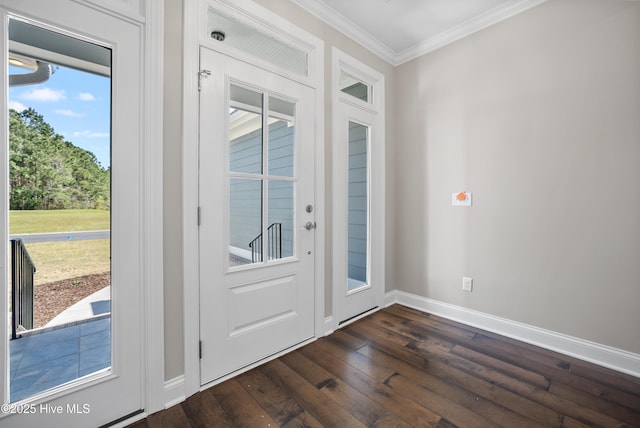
10;238;36;340
249;223;282;263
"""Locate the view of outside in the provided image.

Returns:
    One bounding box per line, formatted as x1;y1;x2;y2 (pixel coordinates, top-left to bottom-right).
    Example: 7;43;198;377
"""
9;63;111;326
8;48;112;401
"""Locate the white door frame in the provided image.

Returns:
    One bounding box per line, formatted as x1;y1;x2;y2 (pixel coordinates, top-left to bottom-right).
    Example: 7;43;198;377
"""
0;0;164;424
182;0;324;397
331;47;386;330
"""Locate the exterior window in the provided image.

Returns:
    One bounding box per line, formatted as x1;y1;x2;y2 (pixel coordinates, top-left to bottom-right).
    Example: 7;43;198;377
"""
347;121;369;291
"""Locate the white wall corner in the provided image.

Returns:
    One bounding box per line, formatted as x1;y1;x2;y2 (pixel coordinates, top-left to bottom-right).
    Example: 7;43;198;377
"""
164;375;186;409
389;290;640;379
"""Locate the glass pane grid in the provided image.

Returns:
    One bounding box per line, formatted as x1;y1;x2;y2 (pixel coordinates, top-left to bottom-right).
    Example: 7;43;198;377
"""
228;88;297;268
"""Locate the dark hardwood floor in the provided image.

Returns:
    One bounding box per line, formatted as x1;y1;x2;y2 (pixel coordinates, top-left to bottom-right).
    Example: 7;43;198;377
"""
129;305;640;427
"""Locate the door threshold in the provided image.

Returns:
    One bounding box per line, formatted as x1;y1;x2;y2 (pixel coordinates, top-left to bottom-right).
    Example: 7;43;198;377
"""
338;306;379;327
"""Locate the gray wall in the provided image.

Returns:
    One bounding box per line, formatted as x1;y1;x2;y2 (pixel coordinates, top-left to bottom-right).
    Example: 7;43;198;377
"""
393;0;640;354
162;0;184;380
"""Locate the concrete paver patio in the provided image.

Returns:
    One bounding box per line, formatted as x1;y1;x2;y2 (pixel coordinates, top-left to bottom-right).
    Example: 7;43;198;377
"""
9;287;111;402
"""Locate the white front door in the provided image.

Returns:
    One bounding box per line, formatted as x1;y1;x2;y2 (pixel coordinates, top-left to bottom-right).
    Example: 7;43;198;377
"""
1;1;146;426
198;47;316;385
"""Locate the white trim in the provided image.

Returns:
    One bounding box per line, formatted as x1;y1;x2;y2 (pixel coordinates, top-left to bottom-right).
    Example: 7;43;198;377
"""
0;7;10;407
80;0;146;23
290;0;396;65
324;316;334;336
182;0;202;399
292;0;547;66
387;290;640;379
163;376;186;409
142;0;165;414
183;0;324;400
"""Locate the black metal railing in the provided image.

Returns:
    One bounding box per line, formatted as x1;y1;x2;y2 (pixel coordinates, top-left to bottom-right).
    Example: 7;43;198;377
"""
248;223;282;263
11;238;36;340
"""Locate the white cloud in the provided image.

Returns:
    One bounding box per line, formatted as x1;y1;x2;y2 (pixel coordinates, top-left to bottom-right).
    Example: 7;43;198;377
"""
78;92;96;101
73;130;109;138
19;87;66;102
55;109;85;118
8;100;27;111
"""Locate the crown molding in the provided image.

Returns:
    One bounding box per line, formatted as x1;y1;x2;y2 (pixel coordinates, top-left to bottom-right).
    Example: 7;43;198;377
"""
292;0;547;66
290;0;397;65
395;0;547;65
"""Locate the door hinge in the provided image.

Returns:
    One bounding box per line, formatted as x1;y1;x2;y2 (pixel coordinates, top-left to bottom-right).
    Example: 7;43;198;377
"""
198;69;211;91
199;340;202;359
197;206;201;226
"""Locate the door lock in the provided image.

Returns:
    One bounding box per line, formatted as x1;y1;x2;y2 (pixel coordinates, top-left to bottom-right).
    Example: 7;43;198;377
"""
303;221;317;230
305;204;313;213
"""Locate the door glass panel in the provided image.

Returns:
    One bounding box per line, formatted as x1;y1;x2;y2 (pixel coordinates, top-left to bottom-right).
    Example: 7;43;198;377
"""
268;181;294;259
7;18;112;401
229;85;263;174
347;122;368;291
267;96;295;177
228;85;299;268
340;71;372;103
229;178;263;266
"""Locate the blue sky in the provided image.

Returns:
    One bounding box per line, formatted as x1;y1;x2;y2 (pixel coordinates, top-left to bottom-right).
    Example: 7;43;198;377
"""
9;65;111;168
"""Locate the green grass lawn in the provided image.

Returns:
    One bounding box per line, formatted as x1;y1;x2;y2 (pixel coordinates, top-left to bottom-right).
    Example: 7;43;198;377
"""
9;209;110;285
25;240;110;285
9;209;110;234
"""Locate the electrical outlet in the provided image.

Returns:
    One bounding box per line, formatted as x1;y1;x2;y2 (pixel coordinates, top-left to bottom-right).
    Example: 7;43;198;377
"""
462;277;473;292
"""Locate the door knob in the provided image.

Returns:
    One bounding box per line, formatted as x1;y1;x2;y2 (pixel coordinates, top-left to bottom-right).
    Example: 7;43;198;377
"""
304;221;317;230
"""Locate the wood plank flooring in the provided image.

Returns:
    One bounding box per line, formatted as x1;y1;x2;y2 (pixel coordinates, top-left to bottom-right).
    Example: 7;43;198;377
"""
129;305;640;427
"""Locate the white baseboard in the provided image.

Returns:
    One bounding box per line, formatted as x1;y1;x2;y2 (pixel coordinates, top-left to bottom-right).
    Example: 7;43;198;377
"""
324;316;335;336
386;290;640;379
164;375;186;409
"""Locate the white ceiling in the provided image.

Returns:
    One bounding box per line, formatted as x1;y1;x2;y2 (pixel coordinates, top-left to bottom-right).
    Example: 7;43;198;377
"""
292;0;547;65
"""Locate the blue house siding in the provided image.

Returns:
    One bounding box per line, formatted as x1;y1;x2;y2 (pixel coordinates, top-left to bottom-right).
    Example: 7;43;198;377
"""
229;120;294;261
348;121;368;284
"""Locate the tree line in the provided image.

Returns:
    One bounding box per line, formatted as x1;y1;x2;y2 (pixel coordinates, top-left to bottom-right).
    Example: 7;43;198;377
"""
9;108;110;210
